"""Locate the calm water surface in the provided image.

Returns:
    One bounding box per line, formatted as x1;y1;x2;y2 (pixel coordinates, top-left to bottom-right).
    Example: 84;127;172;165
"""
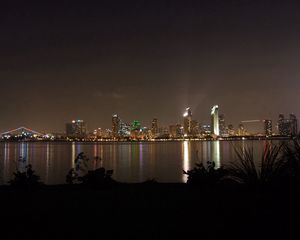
0;140;273;185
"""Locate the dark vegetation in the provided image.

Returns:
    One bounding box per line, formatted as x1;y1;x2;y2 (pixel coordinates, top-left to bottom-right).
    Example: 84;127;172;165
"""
185;140;300;190
65;152;115;187
2;140;300;239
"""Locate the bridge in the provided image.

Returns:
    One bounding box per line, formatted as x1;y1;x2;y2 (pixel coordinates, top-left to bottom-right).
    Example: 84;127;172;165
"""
1;126;44;138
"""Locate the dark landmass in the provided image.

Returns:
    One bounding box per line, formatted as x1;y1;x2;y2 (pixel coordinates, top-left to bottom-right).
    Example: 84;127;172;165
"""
0;183;299;240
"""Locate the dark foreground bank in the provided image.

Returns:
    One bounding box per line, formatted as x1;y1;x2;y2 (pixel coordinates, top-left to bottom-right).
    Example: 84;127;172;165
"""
0;183;299;240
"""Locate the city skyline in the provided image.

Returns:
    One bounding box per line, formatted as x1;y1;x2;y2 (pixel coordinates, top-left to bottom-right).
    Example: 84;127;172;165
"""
0;104;299;135
2;105;298;140
1;1;300;132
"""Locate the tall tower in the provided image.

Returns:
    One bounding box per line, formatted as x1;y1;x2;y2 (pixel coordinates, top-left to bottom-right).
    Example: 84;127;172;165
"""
151;118;158;136
290;114;298;135
112;114;120;138
66;120;87;138
211;105;219;136
278;114;285;135
264;120;272;137
183;107;192;136
219;114;226;136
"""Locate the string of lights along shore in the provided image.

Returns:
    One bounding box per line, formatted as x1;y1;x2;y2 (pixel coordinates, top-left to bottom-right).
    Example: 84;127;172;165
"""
0;106;298;141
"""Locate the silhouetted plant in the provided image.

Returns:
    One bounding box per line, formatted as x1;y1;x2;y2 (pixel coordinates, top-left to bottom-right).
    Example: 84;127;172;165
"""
78;168;115;186
227;143;291;188
9;164;42;188
282;139;300;181
142;178;158;184
66;168;78;184
74;152;89;177
184;161;227;186
66;152;115;186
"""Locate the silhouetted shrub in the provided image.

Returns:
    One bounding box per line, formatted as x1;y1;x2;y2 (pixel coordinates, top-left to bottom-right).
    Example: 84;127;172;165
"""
9;164;42;189
78;168;115;186
66;152;115;186
282;139;300;182
227;143;293;188
66;168;77;184
184;161;227;186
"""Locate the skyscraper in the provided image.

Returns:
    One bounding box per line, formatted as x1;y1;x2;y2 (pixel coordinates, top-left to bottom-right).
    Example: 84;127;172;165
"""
151;118;158;137
219;114;226;136
264;120;272;137
278;114;298;136
211;105;219;136
183;107;192;137
237;123;247;136
290;114;298;135
66;120;87;138
112;114;120;138
278;114;286;135
227;124;235;136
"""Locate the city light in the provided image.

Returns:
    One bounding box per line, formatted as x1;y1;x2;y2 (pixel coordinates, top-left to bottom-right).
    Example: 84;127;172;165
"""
0;107;298;142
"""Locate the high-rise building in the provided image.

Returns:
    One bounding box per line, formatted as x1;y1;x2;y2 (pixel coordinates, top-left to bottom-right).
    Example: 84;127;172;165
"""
130;120;142;140
131;120;141;131
228;124;235;136
211;105;219;136
278;114;286;135
183;107;192;137
264;120;272;136
112;114;120;138
237;123;247;136
219;114;226;136
290;114;298;135
66;120;87;138
119;122;131;137
93;128;104;138
176;124;184;138
151;118;158;136
278;114;298;136
200;124;211;135
169;125;177;138
191;120;199;137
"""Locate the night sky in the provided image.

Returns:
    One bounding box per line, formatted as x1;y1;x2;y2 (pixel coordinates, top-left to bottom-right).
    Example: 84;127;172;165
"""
1;0;300;133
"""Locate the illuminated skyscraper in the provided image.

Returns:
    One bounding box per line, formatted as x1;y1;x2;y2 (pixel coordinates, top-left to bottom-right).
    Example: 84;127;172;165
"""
151;118;158;136
228;124;235;136
183;107;192;136
264;120;272;136
278;114;285;135
278;114;298;136
237;123;247;136
219;114;226;136
191;120;199;137
66;120;87;138
290;114;298;135
112;114;120;138
169;125;177;138
211;105;219;136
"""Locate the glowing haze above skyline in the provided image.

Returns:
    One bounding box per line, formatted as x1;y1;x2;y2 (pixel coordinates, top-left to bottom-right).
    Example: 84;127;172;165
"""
1;0;300;132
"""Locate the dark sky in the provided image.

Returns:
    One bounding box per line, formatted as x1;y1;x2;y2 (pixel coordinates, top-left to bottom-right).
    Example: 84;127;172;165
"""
1;0;300;133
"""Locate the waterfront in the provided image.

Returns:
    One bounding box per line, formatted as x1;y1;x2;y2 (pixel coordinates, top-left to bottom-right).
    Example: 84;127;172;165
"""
0;140;274;185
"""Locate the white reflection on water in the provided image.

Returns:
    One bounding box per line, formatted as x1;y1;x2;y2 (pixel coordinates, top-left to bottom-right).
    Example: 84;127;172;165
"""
93;144;98;170
182;141;190;182
18;143;28;172
211;141;221;169
4;143;9;181
71;142;76;168
139;143;144;181
46;143;50;183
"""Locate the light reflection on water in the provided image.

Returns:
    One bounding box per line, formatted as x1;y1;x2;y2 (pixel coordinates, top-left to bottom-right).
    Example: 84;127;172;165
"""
0;140;277;185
